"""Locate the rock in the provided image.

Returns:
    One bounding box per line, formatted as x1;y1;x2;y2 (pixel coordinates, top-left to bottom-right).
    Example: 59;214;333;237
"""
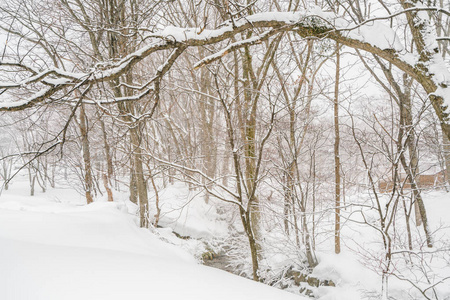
286;268;335;288
202;250;217;261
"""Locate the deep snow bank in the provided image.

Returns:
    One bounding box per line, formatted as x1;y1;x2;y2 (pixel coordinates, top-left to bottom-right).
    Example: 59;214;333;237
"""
0;194;304;300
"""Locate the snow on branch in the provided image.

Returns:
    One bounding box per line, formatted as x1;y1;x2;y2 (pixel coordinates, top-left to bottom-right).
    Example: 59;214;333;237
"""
0;7;449;125
194;30;277;69
86;88;154;105
148;154;244;210
0;61;87;87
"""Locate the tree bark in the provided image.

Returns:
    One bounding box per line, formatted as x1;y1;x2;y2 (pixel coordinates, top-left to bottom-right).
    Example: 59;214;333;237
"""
443;132;450;186
334;42;341;254
100;117;114;202
79;103;94;204
130;124;149;228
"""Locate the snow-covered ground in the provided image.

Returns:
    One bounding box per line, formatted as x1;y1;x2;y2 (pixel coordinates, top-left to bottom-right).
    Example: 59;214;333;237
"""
1;178;449;300
0;180;305;300
309;190;450;300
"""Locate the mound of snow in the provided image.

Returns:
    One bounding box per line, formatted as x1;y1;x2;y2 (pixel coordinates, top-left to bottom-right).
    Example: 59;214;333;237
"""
0;192;304;300
153;183;228;239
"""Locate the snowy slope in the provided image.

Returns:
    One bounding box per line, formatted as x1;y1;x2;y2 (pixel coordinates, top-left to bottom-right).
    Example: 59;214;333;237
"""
0;189;305;300
150;182;229;239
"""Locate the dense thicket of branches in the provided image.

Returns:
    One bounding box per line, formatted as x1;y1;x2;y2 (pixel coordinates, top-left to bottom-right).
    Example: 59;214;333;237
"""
0;0;449;297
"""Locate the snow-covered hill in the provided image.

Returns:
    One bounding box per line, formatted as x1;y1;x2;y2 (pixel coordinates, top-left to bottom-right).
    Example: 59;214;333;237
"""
0;183;304;300
1;178;449;300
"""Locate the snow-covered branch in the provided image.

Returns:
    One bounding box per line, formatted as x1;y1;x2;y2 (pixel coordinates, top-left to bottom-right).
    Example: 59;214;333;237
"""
194;29;278;69
0;8;449;140
148;154;244;209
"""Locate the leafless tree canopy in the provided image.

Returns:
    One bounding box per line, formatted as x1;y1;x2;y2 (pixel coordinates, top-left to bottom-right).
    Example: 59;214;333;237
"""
0;0;450;295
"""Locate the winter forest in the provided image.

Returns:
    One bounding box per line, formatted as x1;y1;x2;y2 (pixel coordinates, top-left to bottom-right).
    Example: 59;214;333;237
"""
0;0;449;299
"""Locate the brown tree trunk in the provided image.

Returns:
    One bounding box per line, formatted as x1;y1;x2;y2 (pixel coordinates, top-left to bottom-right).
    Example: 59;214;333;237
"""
399;75;423;226
198;56;217;203
218;61;261;281
242;45;262;260
398;153;433;247
130;125;149;228
149;169;161;227
239;207;260;282
443;133;450;186
100;117;114;180
102;174;114;202
380;65;432;246
79;103;94;204
401;196;413;250
334;43;341;254
129;167;138;204
100;117;114;202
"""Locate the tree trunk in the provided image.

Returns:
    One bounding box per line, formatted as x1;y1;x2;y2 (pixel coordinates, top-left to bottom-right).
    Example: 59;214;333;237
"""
100;117;114;180
29;170;35;196
242;45;262;260
100;117;114;202
334;42;341;254
102;173;114;202
399;75;423;226
79;103;94;204
130;125;149;228
149;169;161;227
198;56;217;203
443;132;450;186
239;207;260;282
399;153;433;247
401;196;413;250
129;167;138;204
